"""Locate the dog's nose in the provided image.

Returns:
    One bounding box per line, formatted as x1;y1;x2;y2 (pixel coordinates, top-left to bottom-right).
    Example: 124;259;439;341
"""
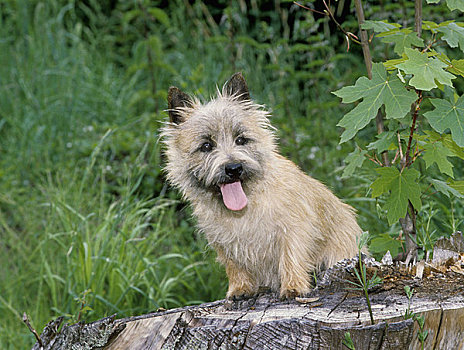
225;163;243;179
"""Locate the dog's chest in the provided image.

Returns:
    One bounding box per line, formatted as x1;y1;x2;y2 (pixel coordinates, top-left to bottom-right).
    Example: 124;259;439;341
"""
202;209;280;275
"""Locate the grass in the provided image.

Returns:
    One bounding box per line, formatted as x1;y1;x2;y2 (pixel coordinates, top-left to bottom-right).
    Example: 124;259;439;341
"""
0;1;462;348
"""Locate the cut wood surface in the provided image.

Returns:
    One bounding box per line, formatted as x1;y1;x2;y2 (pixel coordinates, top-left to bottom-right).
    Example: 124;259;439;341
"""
32;235;464;349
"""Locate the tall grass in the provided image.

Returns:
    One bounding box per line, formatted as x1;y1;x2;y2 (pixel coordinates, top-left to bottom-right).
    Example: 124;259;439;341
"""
0;1;462;347
0;3;224;347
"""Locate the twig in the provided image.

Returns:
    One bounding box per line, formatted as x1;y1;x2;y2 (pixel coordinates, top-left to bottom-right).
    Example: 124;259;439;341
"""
403;91;423;170
397;131;404;162
322;0;361;45
293;1;325;16
294;1;361;45
392;148;401;164
365;152;383;166
23;312;43;348
422;34;436;53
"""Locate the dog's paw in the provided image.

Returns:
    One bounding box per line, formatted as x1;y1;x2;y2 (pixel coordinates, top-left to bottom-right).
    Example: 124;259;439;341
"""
226;289;255;301
279;287;311;300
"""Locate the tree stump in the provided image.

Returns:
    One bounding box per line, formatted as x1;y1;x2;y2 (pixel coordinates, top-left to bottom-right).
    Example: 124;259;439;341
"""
32;234;464;349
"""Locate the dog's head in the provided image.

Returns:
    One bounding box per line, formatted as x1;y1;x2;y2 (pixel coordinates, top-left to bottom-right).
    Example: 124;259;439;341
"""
162;73;277;211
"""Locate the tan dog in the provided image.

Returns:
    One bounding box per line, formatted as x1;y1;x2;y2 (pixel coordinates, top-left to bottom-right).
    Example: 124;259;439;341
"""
162;73;361;299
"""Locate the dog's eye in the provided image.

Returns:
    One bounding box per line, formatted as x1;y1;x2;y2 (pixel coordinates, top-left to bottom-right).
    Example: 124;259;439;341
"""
235;137;247;146
200;142;214;152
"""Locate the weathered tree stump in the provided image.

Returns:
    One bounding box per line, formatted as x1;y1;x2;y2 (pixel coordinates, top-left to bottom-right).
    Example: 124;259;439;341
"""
32;234;464;349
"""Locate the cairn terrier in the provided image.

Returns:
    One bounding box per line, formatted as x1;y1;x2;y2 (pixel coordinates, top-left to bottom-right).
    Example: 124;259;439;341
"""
162;73;361;299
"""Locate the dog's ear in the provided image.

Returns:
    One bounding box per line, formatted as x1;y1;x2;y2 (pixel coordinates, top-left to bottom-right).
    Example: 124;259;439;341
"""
224;72;250;101
168;87;193;124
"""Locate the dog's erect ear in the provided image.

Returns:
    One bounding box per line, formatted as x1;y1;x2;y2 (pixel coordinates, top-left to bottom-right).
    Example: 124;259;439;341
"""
168;87;193;124
224;72;250;101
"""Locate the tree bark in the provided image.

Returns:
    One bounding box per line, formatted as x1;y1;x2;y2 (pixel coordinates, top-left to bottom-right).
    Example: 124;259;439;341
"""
32;239;464;350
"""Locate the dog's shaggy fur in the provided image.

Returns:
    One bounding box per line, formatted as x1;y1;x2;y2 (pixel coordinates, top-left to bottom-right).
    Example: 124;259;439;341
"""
162;73;361;299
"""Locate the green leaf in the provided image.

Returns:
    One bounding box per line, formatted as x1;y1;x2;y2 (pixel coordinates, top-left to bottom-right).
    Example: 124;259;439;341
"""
443;134;464;158
423;21;440;30
333;63;417;143
426;0;441;3
384;168;422;225
381;32;424;55
422;130;464;158
430;179;464;198
422;141;455;177
371;167;422;224
361;20;401;33
448;59;464;76
396;48;456;90
342;148;367;178
446;0;464;11
449;180;464;194
367;131;396;153
371;167;399;198
369;233;403;257
436;22;464;52
148;8;170;27
423;96;464;147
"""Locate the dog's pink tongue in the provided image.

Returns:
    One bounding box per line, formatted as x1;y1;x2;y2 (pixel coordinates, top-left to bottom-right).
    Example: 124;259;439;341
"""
220;181;248;211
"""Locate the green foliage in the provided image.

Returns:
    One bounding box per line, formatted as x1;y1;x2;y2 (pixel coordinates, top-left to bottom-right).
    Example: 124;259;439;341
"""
334;0;464;258
403;286;429;349
423;96;464;147
371;167;422;225
381;32;424;55
397;48;455;90
333;63;417;143
343;148;367;178
342;331;356;350
369;233;403;257
345;233;383;325
0;0;462;348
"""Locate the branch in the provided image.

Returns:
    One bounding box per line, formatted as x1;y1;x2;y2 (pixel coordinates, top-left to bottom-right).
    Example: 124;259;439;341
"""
23;313;43;348
352;0;389;166
415;0;423;37
293;1;361;45
403;91;423;170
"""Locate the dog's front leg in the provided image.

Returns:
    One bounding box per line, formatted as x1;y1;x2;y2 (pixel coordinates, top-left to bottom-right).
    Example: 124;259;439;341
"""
278;235;312;299
216;247;257;300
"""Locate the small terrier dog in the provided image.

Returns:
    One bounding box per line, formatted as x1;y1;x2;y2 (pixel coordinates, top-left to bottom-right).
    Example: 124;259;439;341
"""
162;73;361;299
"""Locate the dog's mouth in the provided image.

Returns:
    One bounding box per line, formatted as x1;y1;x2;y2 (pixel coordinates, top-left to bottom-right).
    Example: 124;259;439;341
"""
219;181;248;211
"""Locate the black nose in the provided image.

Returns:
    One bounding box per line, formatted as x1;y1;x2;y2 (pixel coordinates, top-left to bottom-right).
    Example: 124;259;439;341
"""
225;163;243;179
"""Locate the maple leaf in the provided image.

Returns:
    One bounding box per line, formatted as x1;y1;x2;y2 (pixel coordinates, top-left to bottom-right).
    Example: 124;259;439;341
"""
381;32;424;55
396;48;456;90
342;148;367;178
448;59;464;77
371;167;422;225
367;131;396;153
423;95;464;147
436;22;464;52
446;0;464;11
422;141;455;177
430;179;464;198
361;20;400;33
371;167;399;197
449;180;464;195
333;63;417;143
423;130;464;159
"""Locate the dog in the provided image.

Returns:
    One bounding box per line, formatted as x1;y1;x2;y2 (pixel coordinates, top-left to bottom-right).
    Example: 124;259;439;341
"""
162;73;361;299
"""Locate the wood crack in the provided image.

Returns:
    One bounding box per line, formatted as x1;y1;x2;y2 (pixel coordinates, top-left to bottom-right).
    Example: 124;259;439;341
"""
432;307;444;350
